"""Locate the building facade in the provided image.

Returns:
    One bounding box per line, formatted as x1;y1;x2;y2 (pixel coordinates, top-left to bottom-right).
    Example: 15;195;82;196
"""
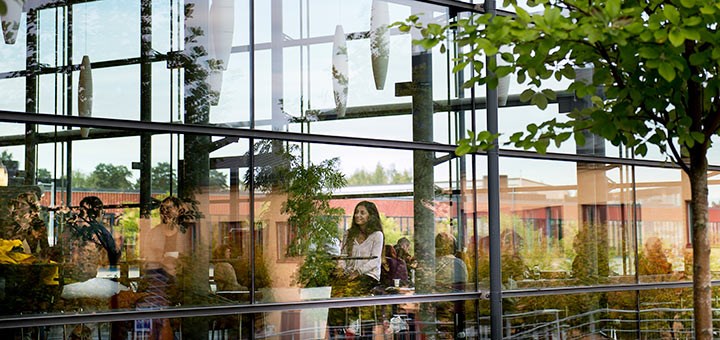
0;0;718;339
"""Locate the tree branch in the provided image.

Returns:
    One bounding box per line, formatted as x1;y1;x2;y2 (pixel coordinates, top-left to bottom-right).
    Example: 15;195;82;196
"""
668;140;691;174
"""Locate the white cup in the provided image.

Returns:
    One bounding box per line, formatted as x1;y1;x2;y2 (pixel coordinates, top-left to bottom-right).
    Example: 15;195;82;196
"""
393;279;400;287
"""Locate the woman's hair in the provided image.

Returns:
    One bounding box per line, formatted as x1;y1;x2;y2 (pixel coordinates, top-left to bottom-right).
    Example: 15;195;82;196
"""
435;232;457;257
343;200;383;255
159;196;184;224
213;244;233;259
384;244;397;258
12;192;40;214
79;196;104;220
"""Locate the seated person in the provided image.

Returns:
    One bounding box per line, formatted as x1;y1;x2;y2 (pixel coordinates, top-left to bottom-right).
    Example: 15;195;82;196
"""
381;244;408;288
435;232;468;292
213;245;247;292
8;191;49;258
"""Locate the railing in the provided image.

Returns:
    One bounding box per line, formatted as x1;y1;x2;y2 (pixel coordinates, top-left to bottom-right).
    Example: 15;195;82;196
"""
504;307;699;339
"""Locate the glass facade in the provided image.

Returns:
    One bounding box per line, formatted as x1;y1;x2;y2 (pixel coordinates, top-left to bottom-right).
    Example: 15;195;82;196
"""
0;0;718;339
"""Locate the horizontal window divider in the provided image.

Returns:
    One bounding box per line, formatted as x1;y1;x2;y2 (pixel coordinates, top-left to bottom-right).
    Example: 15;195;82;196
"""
503;280;703;299
2;110;718;170
0;110;456;153
0;291;481;329
0;279;710;329
0;56;168;80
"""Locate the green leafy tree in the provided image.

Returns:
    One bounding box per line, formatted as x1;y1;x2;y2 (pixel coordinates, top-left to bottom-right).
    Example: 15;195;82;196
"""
0;150;11;162
400;0;720;336
88;163;134;190
71;170;90;188
36;168;51;181
148;162;177;193
347;163;412;185
208;169;229;192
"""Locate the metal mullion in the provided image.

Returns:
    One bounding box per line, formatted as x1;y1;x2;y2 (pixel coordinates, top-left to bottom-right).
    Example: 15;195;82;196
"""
0;111;458;153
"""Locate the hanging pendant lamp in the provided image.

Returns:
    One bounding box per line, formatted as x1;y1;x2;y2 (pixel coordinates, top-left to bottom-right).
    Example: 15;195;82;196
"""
332;25;348;118
1;0;24;44
78;55;93;138
370;0;389;90
207;0;234;106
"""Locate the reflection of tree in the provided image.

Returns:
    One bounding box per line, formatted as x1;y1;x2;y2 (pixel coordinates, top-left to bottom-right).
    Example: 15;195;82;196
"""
69;163;134;190
347;163;412;185
638;237;672;276
571;223;609;283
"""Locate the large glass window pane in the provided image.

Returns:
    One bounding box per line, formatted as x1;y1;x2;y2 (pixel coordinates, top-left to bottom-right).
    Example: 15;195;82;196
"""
499;158;638;289
634;167;688;283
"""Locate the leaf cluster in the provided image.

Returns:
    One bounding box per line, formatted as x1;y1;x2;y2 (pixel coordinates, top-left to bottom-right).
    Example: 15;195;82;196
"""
245;141;347;287
400;0;720;171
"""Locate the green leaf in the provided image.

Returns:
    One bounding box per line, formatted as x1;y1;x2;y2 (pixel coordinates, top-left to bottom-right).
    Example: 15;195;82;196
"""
690;52;708;66
700;6;716;15
691;131;705;143
520;89;535;102
681;28;700;41
658;63;676;81
575;131;586;146
680;0;695;8
455;142;473;156
663;5;680;25
556;132;572;146
531;92;549;110
541;89;557;100
638;47;660;59
452;61;469;73
635;143;648;156
668;27;685;47
606;0;621;17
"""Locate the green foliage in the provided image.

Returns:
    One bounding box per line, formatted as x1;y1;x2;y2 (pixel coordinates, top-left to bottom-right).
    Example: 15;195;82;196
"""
90;163;134;190
71;164;135;190
347;163;412;185
380;213;405;246
1;150;12;162
148;162;176;193
0;1;6;17
399;0;720;167
208;169;229;192
247;141;347;287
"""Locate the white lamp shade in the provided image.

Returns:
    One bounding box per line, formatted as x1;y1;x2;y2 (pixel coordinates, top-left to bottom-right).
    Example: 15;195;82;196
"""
370;0;389;90
498;76;510;107
78;55;93;138
1;0;24;45
210;0;235;71
332;25;348;118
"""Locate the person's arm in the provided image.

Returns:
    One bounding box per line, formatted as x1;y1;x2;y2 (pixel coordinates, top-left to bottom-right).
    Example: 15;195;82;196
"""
356;231;383;276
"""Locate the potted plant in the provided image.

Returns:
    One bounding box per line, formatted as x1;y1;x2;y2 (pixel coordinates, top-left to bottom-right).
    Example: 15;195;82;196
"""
247;141;346;338
247;140;346;287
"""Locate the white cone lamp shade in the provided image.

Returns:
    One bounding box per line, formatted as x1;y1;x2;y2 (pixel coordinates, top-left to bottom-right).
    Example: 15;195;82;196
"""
208;0;234;106
498;76;510;107
1;0;24;44
370;0;389;90
78;55;93;138
210;0;234;71
332;25;349;118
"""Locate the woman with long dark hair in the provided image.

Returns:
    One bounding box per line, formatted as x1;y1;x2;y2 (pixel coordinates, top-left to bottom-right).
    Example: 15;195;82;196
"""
330;201;384;338
338;200;384;295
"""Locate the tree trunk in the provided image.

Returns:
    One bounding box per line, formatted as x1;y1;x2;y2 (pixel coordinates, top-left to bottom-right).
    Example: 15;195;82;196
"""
690;147;712;339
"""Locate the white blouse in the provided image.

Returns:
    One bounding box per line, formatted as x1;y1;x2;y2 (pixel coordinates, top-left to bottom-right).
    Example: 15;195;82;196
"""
342;230;384;281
